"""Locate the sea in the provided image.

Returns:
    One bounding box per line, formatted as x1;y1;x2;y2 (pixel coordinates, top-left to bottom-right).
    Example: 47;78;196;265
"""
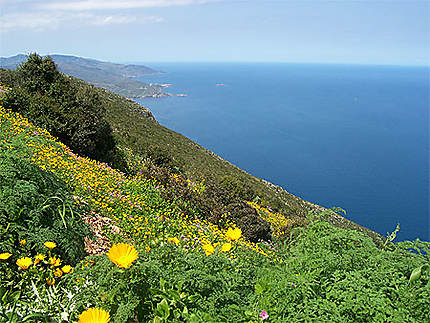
135;63;429;242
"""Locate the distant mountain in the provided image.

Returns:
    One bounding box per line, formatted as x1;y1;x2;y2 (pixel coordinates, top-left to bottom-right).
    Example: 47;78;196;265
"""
0;54;168;98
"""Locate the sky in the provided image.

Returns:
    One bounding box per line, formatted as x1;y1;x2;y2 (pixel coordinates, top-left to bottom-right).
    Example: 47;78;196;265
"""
0;0;429;65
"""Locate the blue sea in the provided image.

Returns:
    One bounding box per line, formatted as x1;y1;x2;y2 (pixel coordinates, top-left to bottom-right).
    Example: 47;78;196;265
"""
135;63;429;242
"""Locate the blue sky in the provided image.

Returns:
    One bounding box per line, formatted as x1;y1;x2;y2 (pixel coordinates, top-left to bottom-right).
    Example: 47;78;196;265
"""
0;0;429;65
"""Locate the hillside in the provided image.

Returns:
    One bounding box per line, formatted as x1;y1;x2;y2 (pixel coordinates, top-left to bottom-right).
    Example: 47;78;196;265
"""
0;54;429;322
0;54;167;98
0;55;381;243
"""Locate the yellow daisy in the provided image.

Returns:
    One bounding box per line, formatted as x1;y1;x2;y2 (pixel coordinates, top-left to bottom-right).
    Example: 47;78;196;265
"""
202;243;215;256
0;253;12;260
79;308;110;323
34;254;46;265
167;237;180;245
46;278;55;286
62;265;73;273
220;243;232;252
225;227;242;241
54;268;63;278
16;257;32;270
107;243;138;268
49;256;61;267
44;241;56;249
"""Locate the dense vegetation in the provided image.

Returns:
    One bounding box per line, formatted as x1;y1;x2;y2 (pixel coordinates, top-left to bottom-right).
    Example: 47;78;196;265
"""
0;55;428;322
1;54;115;162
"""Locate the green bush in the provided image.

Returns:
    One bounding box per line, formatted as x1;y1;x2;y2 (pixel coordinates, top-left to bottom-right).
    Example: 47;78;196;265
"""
251;220;430;322
70;243;269;322
2;53;116;161
0;149;91;265
218;175;256;202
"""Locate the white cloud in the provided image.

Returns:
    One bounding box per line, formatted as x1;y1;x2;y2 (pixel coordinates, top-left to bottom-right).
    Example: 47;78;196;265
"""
40;0;220;11
0;11;162;32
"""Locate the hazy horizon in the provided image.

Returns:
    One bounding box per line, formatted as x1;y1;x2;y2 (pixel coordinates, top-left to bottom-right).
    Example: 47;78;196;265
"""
2;52;429;68
1;0;429;66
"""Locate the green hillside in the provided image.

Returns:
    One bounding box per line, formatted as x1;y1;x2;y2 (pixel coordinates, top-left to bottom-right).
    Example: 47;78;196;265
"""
0;54;381;242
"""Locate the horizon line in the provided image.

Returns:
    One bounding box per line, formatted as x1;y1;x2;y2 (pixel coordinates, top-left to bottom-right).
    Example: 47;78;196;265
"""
1;52;428;68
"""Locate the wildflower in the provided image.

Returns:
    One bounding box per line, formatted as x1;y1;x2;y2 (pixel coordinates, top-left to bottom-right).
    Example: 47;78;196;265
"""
202;243;215;256
34;254;46;265
49;256;61;267
54;268;63;278
107;243;138;268
19;239;26;246
44;241;56;249
220;243;232;252
46;278;55;286
79;308;110;323
16;257;32;270
167;237;180;245
225;227;242;241
62;265;73;273
260;310;269;321
0;253;12;260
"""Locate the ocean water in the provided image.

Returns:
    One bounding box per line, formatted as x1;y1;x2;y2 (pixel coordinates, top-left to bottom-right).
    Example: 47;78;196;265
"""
135;63;429;242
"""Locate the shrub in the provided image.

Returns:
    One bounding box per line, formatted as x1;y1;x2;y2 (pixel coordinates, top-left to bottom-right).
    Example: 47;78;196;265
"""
0;149;91;265
70;242;269;322
141;163;273;242
2;53;116;161
251;220;430;322
218;175;256;202
226;202;271;242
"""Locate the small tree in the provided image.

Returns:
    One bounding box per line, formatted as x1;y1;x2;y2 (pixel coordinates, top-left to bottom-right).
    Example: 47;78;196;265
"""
3;53;116;162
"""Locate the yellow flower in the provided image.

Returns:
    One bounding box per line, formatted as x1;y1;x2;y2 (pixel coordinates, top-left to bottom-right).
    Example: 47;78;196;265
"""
46;278;55;286
34;254;46;265
49;256;61;267
225;227;242;241
167;237;180;245
44;241;56;249
0;253;12;260
202;243;215;256
79;308;110;323
16;257;32;270
62;265;73;273
19;239;26;246
107;243;138;268
220;243;232;252
54;268;63;278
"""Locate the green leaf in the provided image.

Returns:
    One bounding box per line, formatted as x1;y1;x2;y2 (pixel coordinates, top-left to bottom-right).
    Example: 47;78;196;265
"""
409;264;429;283
187;295;200;303
173;309;181;319
182;306;189;316
255;282;264;295
167;289;180;301
156;299;170;319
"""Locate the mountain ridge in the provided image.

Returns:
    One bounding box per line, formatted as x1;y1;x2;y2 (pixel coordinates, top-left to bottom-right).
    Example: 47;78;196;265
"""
0;54;168;98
